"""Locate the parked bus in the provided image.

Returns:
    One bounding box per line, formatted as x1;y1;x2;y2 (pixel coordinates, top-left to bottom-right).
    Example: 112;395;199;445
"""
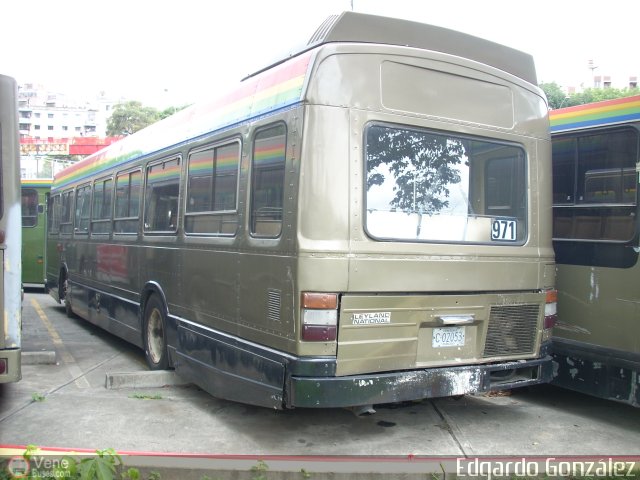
46;12;555;409
550;95;640;407
0;74;22;383
21;179;51;286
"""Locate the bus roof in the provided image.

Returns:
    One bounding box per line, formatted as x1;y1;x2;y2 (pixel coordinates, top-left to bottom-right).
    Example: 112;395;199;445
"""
21;178;53;188
549;95;640;133
248;11;537;85
53;12;539;191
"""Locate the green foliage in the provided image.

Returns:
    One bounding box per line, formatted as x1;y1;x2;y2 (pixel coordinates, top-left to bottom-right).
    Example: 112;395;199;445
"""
250;460;269;480
129;393;163;400
106;101;190;136
77;448;122;480
31;393;46;402
106;101;160;136
540;82;640;110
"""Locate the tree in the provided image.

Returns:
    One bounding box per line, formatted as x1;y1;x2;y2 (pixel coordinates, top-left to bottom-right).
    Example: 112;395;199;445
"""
366;125;465;215
540;82;640;110
106;101;161;136
539;82;569;109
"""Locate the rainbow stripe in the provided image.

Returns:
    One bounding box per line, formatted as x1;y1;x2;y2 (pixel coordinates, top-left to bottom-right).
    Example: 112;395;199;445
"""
254;135;286;168
54;51;313;190
21;178;53;188
550;95;640;132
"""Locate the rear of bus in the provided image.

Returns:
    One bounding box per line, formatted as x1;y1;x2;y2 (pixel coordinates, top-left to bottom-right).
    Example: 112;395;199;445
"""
287;14;555;408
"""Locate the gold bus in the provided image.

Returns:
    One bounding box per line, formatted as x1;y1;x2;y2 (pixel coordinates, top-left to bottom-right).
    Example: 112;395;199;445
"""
46;12;555;409
0;74;22;383
550;95;640;407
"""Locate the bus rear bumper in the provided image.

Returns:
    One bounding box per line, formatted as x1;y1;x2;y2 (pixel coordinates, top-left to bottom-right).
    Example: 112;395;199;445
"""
287;355;553;408
0;348;22;383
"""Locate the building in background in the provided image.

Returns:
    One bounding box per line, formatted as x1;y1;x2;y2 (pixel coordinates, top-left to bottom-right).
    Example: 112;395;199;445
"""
17;83;121;139
17;83;123;178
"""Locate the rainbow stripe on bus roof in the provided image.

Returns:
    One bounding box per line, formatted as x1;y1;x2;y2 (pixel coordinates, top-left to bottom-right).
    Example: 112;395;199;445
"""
21;178;53;188
549;95;640;133
54;51;313;190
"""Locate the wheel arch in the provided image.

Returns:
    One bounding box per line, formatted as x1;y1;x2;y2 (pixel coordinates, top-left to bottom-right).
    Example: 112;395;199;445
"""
139;281;175;368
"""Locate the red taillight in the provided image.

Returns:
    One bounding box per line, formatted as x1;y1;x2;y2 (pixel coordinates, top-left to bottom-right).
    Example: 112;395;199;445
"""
301;292;338;342
0;358;7;375
543;289;558;336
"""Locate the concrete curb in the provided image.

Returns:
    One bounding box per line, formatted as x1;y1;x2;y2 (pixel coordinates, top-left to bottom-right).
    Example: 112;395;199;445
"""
21;351;57;365
105;370;191;389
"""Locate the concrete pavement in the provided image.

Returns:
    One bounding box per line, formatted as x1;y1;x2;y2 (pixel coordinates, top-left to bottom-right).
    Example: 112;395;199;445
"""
1;291;638;477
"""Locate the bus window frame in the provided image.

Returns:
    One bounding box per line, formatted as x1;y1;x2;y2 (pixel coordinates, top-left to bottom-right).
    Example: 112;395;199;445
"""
59;189;74;235
91;175;114;237
143;155;182;235
249;122;287;239
21;188;39;228
73;183;92;237
552;126;639;245
185;137;242;237
113;168;142;236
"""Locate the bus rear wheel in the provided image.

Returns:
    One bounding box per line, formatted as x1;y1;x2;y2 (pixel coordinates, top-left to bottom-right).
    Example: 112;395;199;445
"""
143;295;169;370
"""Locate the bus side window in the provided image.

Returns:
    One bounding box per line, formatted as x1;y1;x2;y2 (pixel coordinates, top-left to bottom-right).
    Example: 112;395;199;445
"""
60;190;74;234
48;194;61;235
144;157;181;233
74;184;91;235
91;177;113;235
114;170;141;235
250;124;286;238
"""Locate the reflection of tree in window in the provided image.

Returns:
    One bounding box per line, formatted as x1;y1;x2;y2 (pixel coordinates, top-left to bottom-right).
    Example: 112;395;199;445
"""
366;125;464;215
251;125;286;237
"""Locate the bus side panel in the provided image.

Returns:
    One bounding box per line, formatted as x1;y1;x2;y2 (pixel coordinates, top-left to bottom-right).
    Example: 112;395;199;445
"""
178;244;239;337
175;320;286;409
553;345;640;407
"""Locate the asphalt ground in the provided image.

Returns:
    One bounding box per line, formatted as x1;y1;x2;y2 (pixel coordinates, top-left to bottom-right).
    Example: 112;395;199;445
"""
1;291;639;478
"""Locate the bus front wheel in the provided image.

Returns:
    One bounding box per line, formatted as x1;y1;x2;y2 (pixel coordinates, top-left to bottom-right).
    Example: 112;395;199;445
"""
143;295;169;370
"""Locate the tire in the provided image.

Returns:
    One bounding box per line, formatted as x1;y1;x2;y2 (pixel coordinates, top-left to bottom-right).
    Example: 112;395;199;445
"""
62;277;73;318
143;294;169;370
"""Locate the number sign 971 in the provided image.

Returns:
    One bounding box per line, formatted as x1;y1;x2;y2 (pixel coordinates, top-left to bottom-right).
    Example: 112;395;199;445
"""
491;218;517;241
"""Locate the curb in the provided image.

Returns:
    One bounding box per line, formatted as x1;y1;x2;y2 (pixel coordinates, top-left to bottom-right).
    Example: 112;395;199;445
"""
21;351;57;365
104;370;190;389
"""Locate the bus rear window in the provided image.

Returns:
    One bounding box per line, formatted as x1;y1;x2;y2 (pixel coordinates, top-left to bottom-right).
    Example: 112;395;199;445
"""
364;124;527;244
21;188;38;227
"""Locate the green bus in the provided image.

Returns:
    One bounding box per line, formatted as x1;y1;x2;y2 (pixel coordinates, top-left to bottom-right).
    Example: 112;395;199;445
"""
550;95;640;407
0;74;22;383
21;179;51;286
46;12;556;409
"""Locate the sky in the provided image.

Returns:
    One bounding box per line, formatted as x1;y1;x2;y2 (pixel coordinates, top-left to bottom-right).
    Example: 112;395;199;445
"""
2;0;638;108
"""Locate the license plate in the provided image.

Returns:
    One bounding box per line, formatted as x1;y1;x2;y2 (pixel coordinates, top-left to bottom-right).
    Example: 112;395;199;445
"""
432;326;466;348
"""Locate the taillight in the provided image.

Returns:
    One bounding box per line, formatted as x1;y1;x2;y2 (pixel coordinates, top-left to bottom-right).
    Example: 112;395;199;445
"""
543;289;557;341
301;292;338;341
0;358;7;375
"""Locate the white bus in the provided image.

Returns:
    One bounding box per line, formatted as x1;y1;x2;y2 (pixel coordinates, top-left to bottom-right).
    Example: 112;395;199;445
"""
0;74;22;383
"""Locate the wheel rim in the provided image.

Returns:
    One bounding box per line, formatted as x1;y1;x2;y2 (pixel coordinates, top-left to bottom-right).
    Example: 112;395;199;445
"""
147;308;165;365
